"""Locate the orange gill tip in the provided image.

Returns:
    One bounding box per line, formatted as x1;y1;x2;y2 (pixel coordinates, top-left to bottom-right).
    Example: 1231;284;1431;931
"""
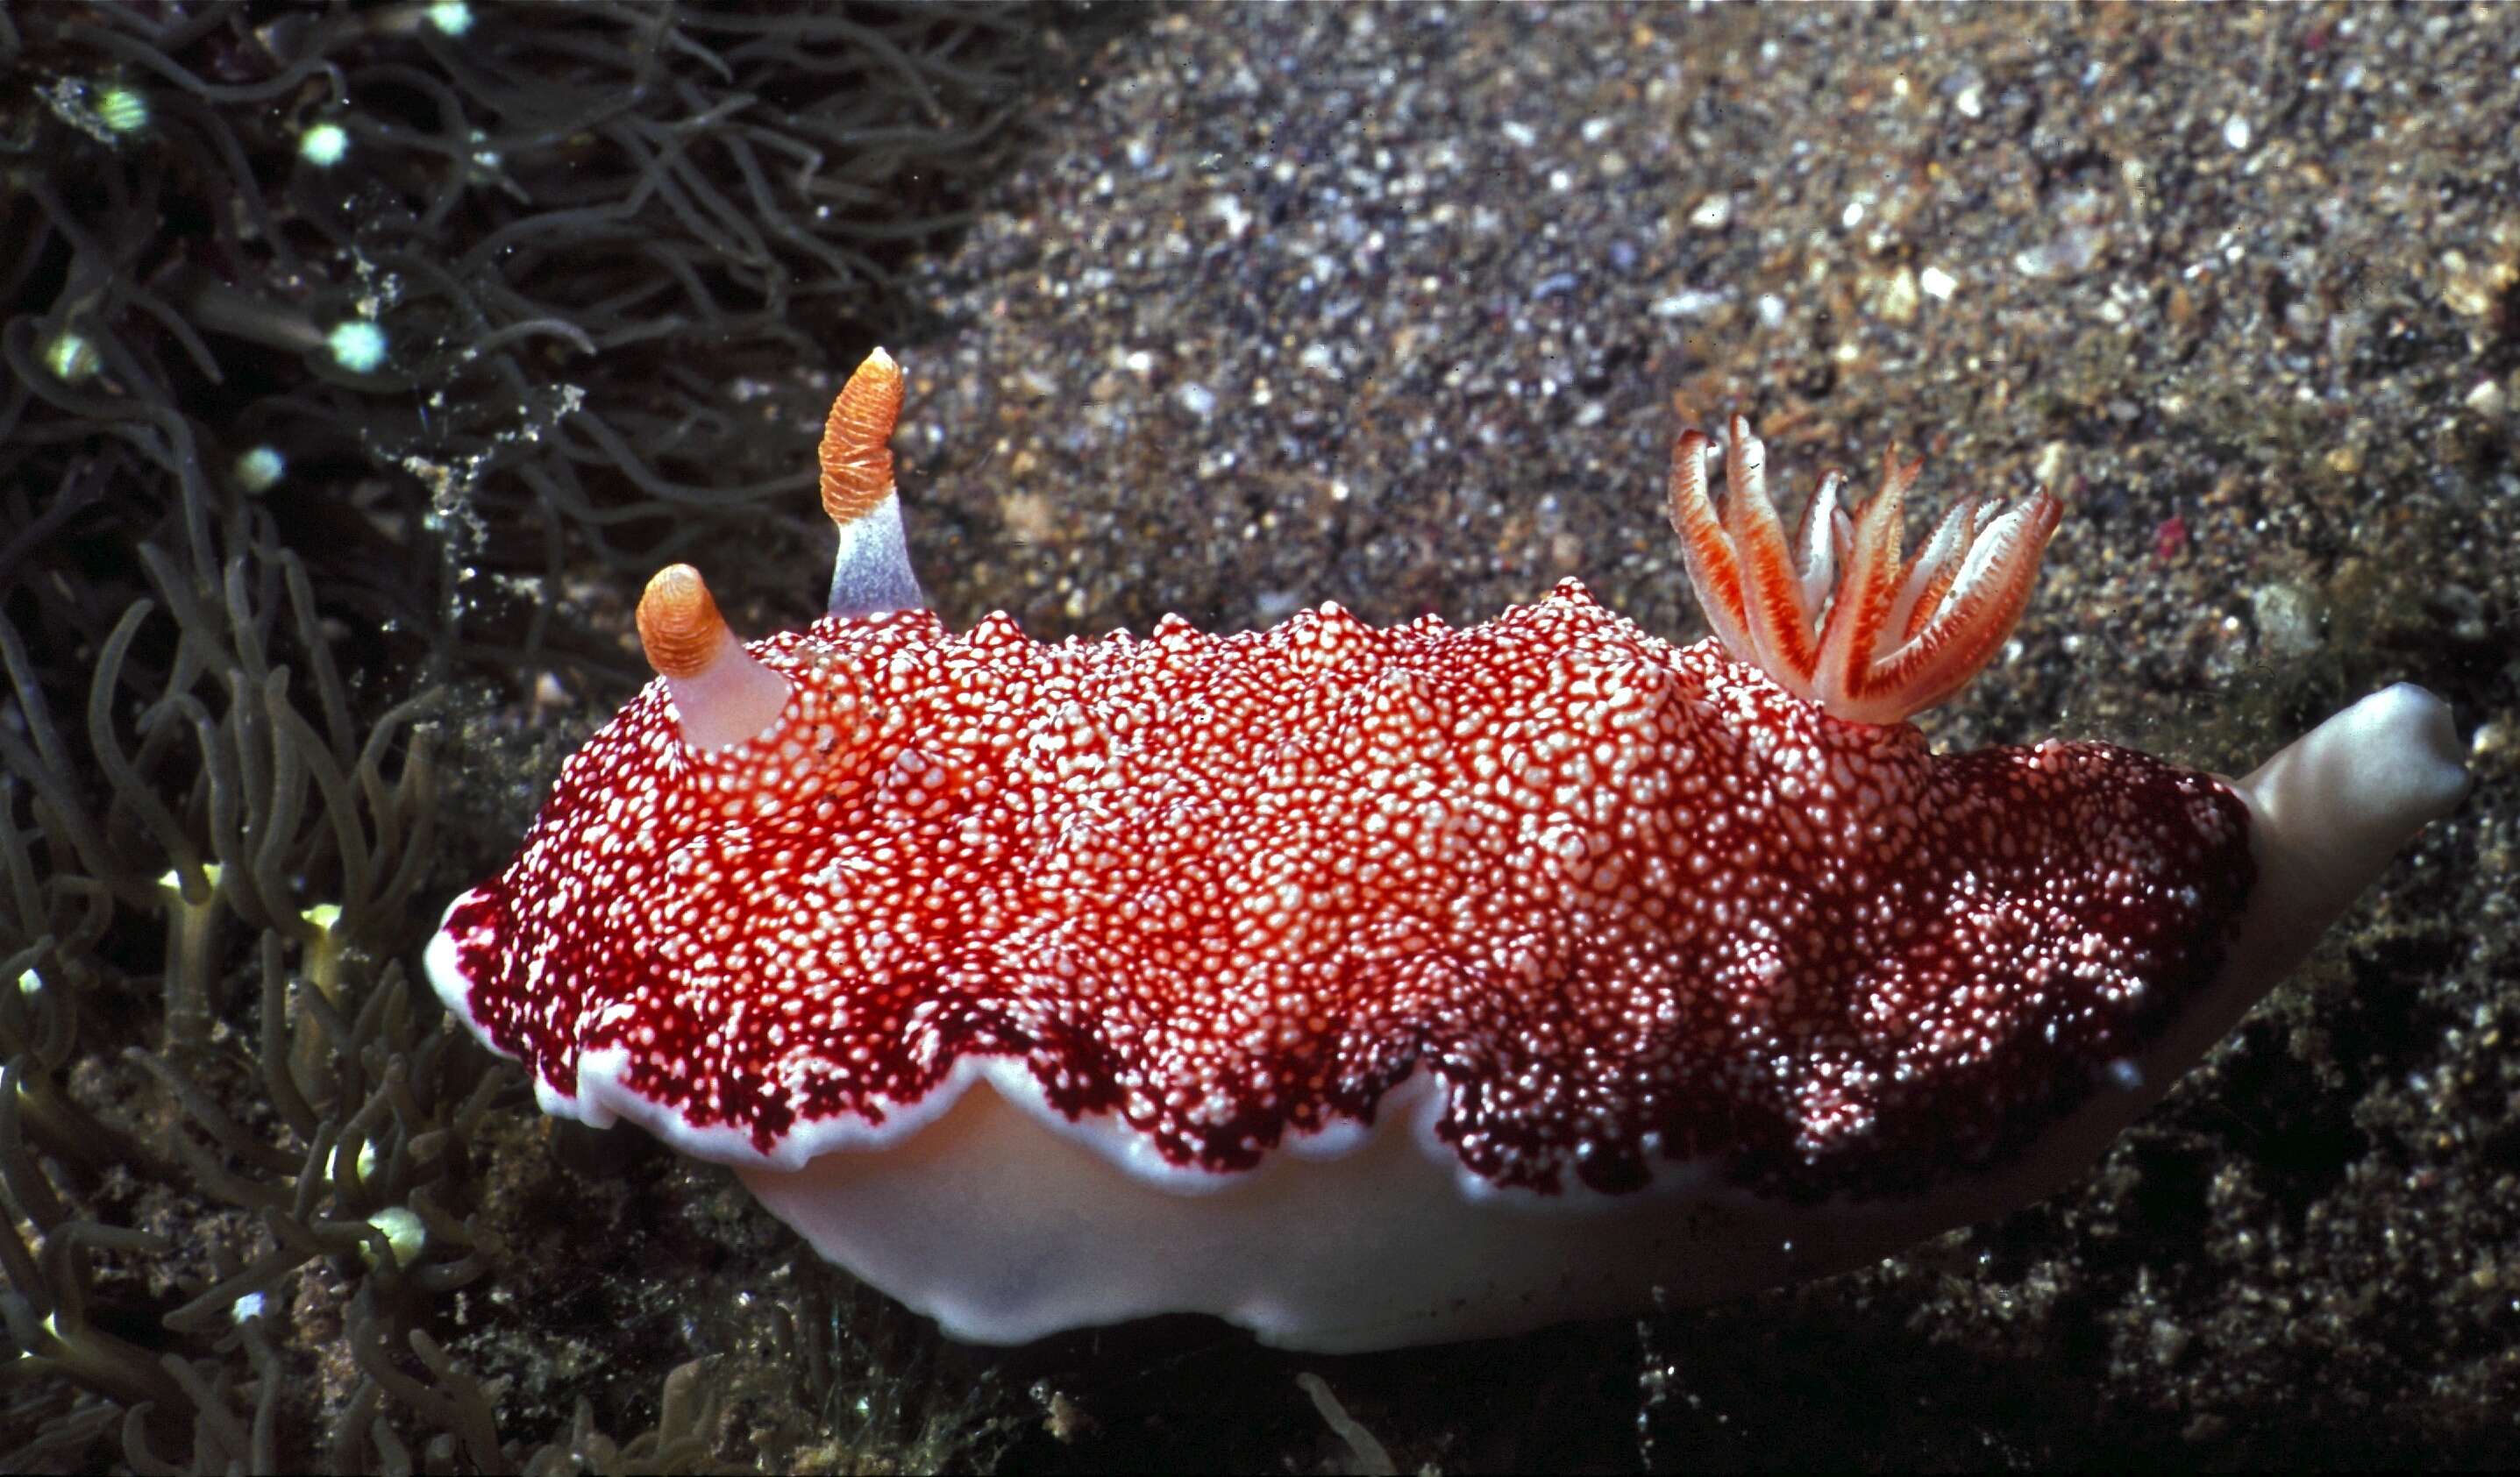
1668;426;1758;673
637;564;793;748
820;347;905;527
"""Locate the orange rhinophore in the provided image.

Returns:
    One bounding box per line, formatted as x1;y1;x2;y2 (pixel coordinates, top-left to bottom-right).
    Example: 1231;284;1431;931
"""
818;347;904;526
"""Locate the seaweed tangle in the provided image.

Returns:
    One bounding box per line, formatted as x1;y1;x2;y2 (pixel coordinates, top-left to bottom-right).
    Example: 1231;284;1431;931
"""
0;259;907;1477
0;498;532;1468
4;0;1046;698
1;1;1084;1469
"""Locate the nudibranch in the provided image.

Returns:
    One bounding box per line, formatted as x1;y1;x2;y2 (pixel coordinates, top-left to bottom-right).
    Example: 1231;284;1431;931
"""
427;350;2469;1352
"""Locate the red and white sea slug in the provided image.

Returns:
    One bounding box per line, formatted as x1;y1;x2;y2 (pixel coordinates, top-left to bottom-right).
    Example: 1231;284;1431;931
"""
427;350;2470;1353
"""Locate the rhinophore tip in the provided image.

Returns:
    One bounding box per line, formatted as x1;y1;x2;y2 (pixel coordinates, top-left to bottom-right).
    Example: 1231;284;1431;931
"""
636;565;790;749
819;348;928;619
636;564;728;679
820;348;905;524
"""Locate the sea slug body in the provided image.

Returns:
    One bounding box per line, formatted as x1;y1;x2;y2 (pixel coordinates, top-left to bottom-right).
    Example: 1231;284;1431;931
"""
429;351;2468;1351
